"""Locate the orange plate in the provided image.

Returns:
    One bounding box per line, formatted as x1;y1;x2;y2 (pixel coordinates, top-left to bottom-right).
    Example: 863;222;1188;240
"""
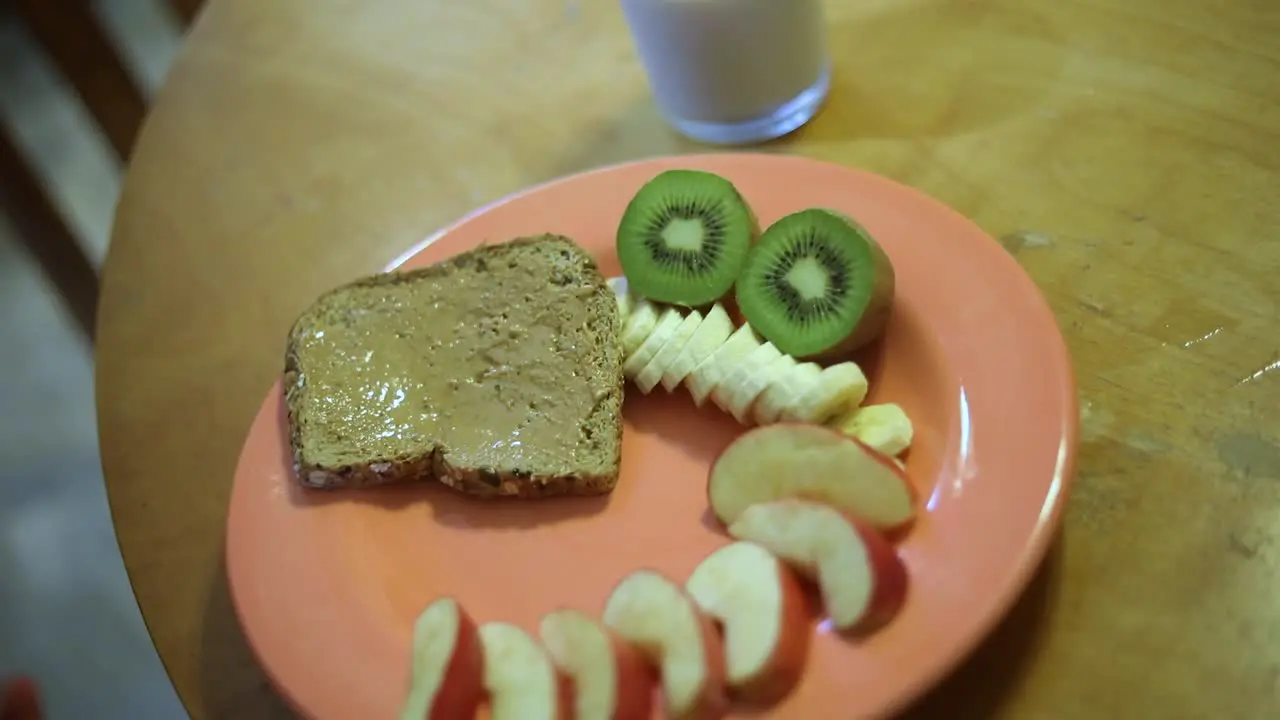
227;154;1077;719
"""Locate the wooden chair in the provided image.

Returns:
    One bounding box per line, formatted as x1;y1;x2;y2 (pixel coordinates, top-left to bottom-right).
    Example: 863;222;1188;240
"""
1;0;203;342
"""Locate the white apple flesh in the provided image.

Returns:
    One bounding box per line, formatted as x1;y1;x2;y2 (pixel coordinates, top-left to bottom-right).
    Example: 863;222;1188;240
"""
685;541;811;703
539;608;655;720
708;423;917;531
398;597;485;720
602;570;729;720
480;622;572;720
728;499;909;633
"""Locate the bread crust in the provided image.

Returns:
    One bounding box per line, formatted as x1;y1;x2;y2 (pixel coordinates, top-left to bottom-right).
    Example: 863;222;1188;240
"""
283;235;624;498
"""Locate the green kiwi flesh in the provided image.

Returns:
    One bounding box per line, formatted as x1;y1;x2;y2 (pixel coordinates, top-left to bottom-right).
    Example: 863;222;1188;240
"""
735;208;895;361
616;170;757;307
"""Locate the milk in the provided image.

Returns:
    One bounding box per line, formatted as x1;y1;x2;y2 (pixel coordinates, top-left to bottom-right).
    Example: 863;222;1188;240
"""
619;0;830;144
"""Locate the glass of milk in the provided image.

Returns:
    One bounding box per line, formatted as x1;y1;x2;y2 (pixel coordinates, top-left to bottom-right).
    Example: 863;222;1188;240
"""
619;0;831;145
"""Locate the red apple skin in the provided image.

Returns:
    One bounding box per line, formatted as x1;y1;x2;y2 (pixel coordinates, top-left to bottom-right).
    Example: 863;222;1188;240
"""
556;674;575;720
539;609;656;720
841;515;909;634
707;423;917;533
602;571;729;720
683;602;730;720
727;500;910;635
687;543;812;704
432;608;485;719
401;597;485;720
846;435;919;542
604;631;658;720
847;435;920;500
479;622;573;720
749;563;811;704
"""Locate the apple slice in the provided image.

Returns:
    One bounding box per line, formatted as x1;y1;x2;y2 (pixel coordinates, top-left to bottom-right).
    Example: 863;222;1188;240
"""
602;570;728;720
399;597;485;720
728;500;908;633
708;423;916;531
685;542;810;703
480;622;573;720
539;609;656;720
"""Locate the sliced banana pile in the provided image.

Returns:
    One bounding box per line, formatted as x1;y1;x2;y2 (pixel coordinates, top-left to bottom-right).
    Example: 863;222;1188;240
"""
608;278;913;458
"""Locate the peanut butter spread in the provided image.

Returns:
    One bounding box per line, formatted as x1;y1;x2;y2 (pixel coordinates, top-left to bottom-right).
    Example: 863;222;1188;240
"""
291;242;616;478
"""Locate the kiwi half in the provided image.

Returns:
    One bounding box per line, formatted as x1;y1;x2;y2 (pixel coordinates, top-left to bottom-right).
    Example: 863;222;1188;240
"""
616;170;757;307
734;208;895;361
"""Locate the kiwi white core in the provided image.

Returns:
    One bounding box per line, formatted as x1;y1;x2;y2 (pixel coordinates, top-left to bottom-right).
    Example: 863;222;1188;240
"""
785;256;831;301
662;218;707;252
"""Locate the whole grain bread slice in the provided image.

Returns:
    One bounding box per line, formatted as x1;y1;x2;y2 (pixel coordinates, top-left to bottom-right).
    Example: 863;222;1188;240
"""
283;234;624;498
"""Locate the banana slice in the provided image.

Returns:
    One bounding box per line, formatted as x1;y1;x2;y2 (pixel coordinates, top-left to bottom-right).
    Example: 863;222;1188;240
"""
780;361;869;424
830;402;914;457
712;342;786;423
685;324;761;407
660;303;734;392
623;307;683;378
635;310;704;394
753;360;820;425
607;276;632;320
619;298;659;357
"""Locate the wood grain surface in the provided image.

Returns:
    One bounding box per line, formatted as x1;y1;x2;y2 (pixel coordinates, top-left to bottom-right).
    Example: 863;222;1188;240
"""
96;0;1280;717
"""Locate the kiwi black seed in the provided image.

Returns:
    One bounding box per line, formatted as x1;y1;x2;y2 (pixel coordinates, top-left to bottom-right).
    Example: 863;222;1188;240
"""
735;208;895;361
616;169;757;307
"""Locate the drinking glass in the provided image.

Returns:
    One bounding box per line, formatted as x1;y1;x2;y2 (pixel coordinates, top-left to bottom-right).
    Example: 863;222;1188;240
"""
619;0;831;145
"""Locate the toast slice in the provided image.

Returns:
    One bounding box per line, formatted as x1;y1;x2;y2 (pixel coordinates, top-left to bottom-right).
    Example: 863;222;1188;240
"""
284;235;625;498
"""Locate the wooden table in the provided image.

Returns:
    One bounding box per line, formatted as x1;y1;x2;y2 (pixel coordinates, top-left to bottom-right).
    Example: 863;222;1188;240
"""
97;0;1280;717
